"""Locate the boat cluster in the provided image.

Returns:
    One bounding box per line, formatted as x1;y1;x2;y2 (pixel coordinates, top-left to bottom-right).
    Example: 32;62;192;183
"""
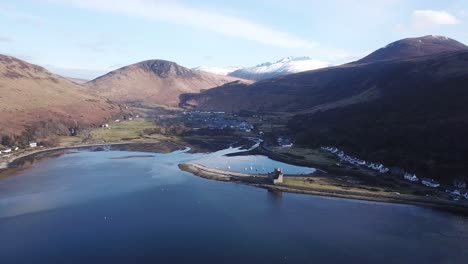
321;146;389;174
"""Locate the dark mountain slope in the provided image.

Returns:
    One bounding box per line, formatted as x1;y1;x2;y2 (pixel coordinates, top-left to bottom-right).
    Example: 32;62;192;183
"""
180;37;468;180
291;50;468;180
357;35;468;63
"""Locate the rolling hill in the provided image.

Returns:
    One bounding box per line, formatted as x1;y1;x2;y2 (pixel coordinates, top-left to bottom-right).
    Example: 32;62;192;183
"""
0;54;120;138
87;60;250;107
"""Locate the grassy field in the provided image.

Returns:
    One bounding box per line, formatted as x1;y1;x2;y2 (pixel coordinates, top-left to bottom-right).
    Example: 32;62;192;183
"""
90;119;167;143
57;136;85;147
266;146;379;178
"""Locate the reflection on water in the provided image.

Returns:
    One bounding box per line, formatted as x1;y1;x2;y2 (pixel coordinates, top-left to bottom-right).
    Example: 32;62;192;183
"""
0;146;467;264
0;145;312;218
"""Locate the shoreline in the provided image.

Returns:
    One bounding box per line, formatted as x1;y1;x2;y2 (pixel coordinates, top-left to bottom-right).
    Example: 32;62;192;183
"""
0;141;184;179
179;163;468;215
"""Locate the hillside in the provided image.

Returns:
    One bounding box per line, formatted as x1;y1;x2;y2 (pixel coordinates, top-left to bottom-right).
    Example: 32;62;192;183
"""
0;54;120;138
87;60;250;107
289;51;468;180
357;35;468;63
180;36;468;113
180;36;468;180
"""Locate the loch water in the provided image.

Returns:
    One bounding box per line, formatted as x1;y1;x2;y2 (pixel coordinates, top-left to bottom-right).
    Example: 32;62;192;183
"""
0;147;467;263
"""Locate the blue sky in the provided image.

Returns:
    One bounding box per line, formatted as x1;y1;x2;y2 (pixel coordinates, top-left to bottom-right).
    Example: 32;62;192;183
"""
1;0;467;79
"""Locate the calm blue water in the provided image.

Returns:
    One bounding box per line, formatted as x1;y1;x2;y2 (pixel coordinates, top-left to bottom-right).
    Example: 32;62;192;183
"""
0;147;467;263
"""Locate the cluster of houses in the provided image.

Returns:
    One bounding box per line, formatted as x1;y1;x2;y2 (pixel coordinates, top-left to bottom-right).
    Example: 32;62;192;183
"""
446;180;468;200
0;142;38;158
403;173;441;187
321;146;389;174
320;146;451;191
182;111;254;133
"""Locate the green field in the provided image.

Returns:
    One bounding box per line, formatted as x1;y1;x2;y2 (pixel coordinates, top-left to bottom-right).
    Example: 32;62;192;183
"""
90;119;165;142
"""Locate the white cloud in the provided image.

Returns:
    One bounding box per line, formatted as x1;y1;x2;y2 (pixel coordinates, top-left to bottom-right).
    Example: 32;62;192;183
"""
411;10;460;29
52;0;316;50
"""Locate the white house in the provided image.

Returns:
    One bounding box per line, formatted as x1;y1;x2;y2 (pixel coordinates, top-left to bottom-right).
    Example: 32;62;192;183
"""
101;123;109;128
3;148;11;153
29;142;38;148
422;178;440;188
404;173;419;182
453;180;466;189
379;167;389;174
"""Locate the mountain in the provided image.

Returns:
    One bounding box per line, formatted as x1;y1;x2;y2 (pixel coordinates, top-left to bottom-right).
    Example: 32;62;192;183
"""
193;66;243;76
0;54;120;137
180;36;468;180
87;60;249;107
357;35;468;63
227;57;330;81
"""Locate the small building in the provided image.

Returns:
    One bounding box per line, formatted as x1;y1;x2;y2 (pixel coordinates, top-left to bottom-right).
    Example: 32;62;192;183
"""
404;173;418;182
269;168;284;184
421;178;440;188
29;142;37;148
101;123;109;128
3;148;11;153
277;137;293;148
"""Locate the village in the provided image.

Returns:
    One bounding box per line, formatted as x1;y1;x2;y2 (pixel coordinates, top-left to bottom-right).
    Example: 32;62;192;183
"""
321;146;468;200
180;111;255;133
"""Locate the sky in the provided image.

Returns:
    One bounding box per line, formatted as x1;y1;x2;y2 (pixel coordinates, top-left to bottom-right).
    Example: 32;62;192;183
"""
1;0;467;79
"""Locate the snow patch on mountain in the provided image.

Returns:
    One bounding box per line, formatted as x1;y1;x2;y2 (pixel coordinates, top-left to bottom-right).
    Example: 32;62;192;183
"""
228;57;331;81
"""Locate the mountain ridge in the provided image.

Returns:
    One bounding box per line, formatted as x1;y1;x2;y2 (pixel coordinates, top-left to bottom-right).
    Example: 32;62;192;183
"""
87;59;251;107
0;54;120;137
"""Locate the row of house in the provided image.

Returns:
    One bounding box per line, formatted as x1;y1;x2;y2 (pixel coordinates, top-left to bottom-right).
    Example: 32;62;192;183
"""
321;146;445;189
445;180;468;200
321;146;389;174
445;189;468;200
403;173;441;188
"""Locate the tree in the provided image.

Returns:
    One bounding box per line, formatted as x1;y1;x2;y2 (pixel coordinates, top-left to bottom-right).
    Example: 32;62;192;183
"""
1;135;14;147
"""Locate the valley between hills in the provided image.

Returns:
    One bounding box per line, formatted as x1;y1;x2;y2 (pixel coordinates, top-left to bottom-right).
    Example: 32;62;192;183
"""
1;35;468;210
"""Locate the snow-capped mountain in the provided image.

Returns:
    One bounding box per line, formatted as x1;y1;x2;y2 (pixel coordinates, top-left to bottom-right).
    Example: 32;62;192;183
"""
228;57;330;81
194;57;330;81
193;66;243;76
